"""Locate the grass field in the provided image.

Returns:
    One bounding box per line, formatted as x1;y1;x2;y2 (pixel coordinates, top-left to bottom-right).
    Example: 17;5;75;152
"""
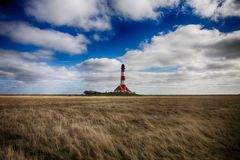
0;96;239;160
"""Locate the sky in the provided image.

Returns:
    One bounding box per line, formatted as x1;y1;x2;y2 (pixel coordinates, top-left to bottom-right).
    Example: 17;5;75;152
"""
0;0;240;95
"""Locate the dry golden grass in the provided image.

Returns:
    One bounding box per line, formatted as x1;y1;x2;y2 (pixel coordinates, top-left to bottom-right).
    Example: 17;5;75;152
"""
0;96;239;160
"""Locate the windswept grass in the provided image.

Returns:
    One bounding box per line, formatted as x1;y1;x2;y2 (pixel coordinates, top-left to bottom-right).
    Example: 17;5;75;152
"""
0;96;239;160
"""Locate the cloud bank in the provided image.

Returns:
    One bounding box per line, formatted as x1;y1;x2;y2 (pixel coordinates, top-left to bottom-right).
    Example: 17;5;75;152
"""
77;25;240;94
0;49;82;94
1;24;239;94
24;0;240;32
25;0;180;30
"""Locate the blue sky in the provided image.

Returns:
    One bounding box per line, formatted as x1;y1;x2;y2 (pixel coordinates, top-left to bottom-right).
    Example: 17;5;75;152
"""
0;0;240;94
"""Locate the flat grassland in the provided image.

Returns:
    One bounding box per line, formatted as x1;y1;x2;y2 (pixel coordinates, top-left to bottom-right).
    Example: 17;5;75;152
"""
0;96;239;160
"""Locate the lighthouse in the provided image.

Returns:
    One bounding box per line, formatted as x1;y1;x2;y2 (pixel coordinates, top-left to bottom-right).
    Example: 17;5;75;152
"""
114;64;131;93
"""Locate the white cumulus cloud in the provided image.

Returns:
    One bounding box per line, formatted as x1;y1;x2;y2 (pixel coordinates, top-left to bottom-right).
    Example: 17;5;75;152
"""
187;0;240;19
25;0;111;31
111;0;180;20
0;21;89;54
21;50;55;61
120;25;240;70
76;58;122;72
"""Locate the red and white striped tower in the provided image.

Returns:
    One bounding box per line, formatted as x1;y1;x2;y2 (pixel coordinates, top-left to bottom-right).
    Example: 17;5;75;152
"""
120;64;125;86
114;64;131;92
